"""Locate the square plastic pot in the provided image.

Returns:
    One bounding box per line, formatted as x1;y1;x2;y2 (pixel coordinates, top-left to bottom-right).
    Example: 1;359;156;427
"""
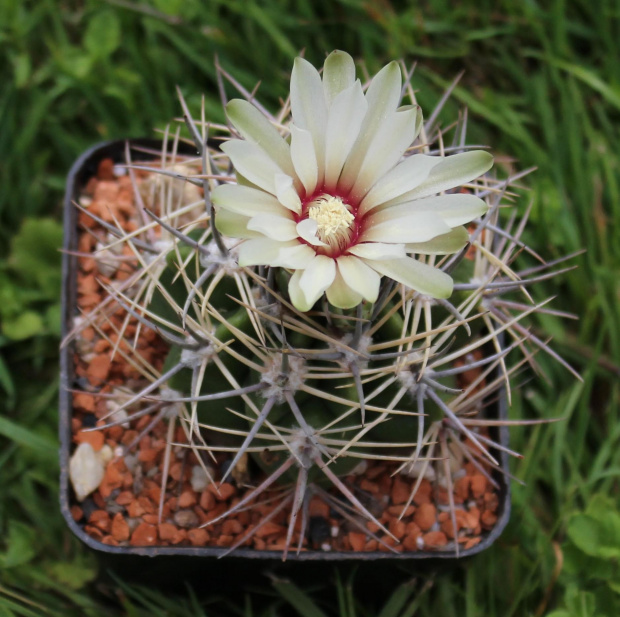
59;138;512;560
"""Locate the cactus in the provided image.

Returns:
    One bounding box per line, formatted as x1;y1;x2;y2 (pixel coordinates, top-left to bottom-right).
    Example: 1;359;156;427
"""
70;51;577;559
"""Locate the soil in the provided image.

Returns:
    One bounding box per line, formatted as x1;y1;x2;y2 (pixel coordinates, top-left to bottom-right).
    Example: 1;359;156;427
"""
66;156;503;556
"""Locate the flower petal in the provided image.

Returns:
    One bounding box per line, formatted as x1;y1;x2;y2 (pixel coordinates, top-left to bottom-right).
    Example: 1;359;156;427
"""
359;154;444;216
274;173;302;213
288;270;310;312
324;80;368;189
337;61;402;193
296;218;327;246
361;212;452;243
290;57;327;186
212;184;287;217
366;257;453;299
247;213;298;241
326;270;363;309
422;193;488;227
234;170;263;191
406;226;470;255
350;106;422;202
225;99;296;179
299;255;336;307
215;208;260;239
322;50;356;106
348;242;406;260
372;193;488;227
221;140;283;196
290;124;318;196
271;243;316;268
337;255;380;303
384;151;494;205
238;238;283;266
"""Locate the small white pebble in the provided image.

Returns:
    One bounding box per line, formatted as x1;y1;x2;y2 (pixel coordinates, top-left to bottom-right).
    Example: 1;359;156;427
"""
124;453;138;472
320;542;332;552
113;165;126;176
437;475;450;489
98;444;114;464
75;337;94;357
174;509;199;528
453;468;467;480
106;402;130;428
113;446;124;458
79;196;92;207
416;536;425;549
330;525;339;538
190;465;212;493
94;251;119;278
69;443;104;501
402;461;436;481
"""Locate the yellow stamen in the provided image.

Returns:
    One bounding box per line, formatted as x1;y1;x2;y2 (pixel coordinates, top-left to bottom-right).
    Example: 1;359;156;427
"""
307;195;354;248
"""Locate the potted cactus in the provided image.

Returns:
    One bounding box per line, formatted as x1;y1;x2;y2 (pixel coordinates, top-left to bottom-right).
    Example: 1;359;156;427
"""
60;51;577;560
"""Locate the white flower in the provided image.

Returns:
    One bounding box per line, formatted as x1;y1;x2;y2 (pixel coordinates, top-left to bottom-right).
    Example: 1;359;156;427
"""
212;50;492;311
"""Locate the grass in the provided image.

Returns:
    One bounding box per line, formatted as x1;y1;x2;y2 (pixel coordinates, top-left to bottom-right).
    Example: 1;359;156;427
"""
1;0;619;614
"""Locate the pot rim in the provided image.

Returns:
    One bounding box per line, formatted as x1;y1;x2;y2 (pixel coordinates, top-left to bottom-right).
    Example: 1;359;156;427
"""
59;138;512;560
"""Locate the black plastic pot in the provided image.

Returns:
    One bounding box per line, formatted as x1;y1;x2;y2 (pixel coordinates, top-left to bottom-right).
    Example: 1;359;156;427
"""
60;139;512;560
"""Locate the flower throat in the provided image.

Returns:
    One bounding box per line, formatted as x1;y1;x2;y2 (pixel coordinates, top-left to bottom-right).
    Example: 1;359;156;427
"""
307;194;354;252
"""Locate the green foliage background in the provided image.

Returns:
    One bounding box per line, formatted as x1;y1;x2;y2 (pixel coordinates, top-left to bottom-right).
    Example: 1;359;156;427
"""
1;0;619;615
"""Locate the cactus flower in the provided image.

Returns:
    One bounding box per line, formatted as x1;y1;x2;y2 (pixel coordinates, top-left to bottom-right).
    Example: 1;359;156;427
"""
212;51;493;311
